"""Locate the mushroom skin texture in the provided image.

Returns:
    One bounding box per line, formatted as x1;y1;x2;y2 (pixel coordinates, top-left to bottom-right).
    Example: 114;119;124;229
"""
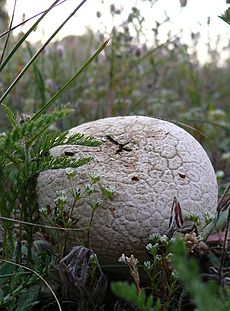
37;116;218;264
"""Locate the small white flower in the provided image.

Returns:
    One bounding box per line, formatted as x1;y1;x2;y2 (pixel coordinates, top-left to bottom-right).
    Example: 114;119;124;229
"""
67;218;73;225
160;235;169;243
65;168;76;178
146;243;153;250
90;172;100;182
39;207;48;214
54;190;67;205
127;254;139;266
95;199;103;208
144;261;152;270
204;212;213;224
148;233;161;240
104;186;115;193
90;253;97;259
89;254;97;264
55;190;66;197
222;152;230;161
85;184;94;193
118;254;139;267
216;170;225;179
118;253;126;263
166;253;173;261
197;234;203;241
155;255;162;261
152;242;159;249
171;271;178;278
0;132;6;138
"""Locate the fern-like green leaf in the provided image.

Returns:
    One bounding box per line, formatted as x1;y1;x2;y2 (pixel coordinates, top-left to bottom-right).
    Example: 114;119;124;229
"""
38;155;92;171
65;132;101;147
172;240;230;311
1;104;18;128
111;282;160;311
19;155;92;183
1;109;71;153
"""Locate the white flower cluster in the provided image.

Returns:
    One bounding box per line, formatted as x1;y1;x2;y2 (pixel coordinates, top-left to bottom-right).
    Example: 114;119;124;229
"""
155;255;162;261
146;234;169;251
118;253;141;293
143;260;152;270
65;168;76;179
54;190;67;206
39;207;48;215
118;253;139;267
148;233;161;240
146;243;158;251
103;185;115;193
159;234;169;243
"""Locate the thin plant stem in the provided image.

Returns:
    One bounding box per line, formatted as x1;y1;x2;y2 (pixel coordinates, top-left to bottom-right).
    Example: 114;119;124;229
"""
0;0;62;72
218;206;230;285
0;0;17;66
0;0;87;104
0;215;89;231
0;0;68;39
86;208;96;248
217;183;230;213
30;38;109;122
0;259;63;311
206;183;230;239
68;178;80;216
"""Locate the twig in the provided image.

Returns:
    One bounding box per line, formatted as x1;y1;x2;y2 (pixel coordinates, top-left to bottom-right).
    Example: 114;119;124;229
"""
206;183;230;239
218;206;230;286
0;215;89;232
217;183;230;213
178;289;186;311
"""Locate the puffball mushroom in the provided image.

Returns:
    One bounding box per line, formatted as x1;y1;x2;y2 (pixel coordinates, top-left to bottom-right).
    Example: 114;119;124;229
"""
37;116;218;264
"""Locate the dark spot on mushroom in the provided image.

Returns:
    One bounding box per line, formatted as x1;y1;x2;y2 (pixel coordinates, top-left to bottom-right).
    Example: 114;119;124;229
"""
64;151;75;156
106;135;132;154
179;173;186;179
131;176;139;181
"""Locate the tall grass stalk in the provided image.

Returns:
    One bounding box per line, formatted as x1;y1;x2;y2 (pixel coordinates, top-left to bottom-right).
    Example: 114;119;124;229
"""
0;0;87;105
0;0;61;72
0;0;68;39
0;0;17;65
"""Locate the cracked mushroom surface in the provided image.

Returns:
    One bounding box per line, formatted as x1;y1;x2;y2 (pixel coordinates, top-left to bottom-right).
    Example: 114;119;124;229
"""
37;116;218;264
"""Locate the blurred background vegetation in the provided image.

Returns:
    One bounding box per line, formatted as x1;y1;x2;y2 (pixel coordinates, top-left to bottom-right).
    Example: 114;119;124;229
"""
0;0;229;182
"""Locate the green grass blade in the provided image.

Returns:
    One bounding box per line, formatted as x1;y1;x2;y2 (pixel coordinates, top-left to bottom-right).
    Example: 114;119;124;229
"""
0;0;87;105
0;0;61;73
0;0;17;66
219;8;230;25
0;0;68;39
30;39;109;122
26;42;46;106
0;259;63;311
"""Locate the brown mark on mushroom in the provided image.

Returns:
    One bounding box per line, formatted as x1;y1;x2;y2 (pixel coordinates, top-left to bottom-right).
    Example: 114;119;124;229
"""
178;172;186;179
106;135;132;154
64;151;75;156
